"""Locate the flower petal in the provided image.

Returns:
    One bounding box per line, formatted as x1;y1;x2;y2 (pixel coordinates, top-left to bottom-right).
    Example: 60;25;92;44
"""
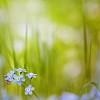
31;87;34;91
13;80;17;84
29;91;32;95
13;74;18;79
25;92;28;95
18;81;22;86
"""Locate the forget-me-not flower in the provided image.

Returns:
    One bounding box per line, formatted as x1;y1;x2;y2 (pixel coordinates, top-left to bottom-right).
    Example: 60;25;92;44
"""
25;84;34;95
26;73;37;79
5;68;38;97
89;87;100;100
15;68;27;73
5;70;15;82
13;74;25;86
80;94;89;100
47;95;58;100
60;92;79;100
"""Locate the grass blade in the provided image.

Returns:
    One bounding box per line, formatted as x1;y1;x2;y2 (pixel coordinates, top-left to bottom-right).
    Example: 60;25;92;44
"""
24;23;28;69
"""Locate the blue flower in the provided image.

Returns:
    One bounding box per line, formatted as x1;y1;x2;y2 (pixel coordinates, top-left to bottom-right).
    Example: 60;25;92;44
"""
47;95;58;100
89;87;100;100
15;68;27;73
5;70;15;82
60;92;79;100
81;94;89;100
1;89;10;100
25;84;34;95
13;74;25;86
26;73;37;79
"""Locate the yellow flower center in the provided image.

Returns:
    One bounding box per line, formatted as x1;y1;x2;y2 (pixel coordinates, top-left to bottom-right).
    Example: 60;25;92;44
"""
17;78;20;81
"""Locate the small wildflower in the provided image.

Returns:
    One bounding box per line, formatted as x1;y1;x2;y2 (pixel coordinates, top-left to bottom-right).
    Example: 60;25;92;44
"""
4;68;38;98
5;70;15;82
4;76;11;85
26;73;37;79
89;88;100;99
25;84;34;95
60;92;79;100
13;74;25;86
15;68;27;73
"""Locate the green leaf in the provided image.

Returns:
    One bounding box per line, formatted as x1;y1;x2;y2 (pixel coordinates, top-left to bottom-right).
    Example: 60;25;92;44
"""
80;82;99;95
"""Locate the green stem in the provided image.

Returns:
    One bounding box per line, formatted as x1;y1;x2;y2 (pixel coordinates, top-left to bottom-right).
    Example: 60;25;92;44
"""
33;91;40;100
24;23;28;69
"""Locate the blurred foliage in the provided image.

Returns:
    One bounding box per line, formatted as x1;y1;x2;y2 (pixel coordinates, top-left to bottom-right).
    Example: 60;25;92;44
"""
0;0;100;99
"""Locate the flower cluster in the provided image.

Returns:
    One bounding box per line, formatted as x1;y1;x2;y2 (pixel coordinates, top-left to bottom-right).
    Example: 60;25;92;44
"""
47;87;100;100
4;68;37;95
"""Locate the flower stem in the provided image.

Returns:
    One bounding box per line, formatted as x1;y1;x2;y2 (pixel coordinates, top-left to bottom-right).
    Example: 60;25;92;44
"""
33;91;40;100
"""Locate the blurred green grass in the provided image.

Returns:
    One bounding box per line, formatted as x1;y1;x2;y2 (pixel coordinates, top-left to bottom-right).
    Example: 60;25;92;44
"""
0;0;100;99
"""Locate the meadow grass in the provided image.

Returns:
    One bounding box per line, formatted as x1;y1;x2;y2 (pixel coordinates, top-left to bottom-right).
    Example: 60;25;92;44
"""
0;0;99;99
